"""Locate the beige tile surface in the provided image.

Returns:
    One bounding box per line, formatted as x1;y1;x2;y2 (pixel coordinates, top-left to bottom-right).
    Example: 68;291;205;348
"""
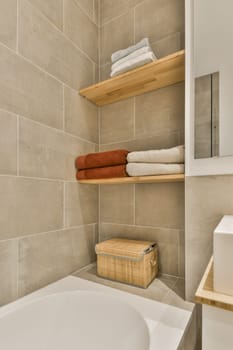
0;240;18;305
100;98;134;144
19;118;96;180
27;0;63;29
64;0;98;63
100;185;134;225
19;0;94;90
0;0;17;49
0;110;17;175
93;0;100;25
18;225;98;296
99;223;181;276
75;0;94;20
0;177;63;239
135;0;185;43
65;183;99;227
186;175;233;301
152;32;184;59
100;0;132;25
135;83;185;139
0;43;63;129
135;183;185;230
100;63;111;81
64;86;98;143
100;11;134;65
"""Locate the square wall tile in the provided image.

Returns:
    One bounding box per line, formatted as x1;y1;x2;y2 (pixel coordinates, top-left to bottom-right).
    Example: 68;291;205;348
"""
0;110;17;175
135;0;184;44
135;83;185;139
27;0;63;29
19;118;96;180
0;177;63;239
64;86;99;143
0;0;17;49
0;44;63;129
64;0;98;63
65;183;99;227
19;0;94;90
100;98;134;144
135;183;184;230
100;184;134;224
0;240;18;305
18;225;98;296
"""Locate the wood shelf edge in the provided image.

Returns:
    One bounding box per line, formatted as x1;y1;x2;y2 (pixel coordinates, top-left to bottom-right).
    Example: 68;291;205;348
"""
78;174;185;185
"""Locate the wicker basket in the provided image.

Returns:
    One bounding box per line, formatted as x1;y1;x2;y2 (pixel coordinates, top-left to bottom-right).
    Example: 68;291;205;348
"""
95;238;158;288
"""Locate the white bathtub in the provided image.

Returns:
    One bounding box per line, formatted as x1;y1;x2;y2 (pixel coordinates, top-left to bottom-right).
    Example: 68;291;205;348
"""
0;276;194;349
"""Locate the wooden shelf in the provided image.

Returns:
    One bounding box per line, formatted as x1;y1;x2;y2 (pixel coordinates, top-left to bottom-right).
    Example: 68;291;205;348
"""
78;173;185;185
195;256;233;312
79;50;185;106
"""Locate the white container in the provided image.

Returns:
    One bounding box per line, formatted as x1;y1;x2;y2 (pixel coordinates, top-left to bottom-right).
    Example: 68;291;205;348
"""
214;215;233;295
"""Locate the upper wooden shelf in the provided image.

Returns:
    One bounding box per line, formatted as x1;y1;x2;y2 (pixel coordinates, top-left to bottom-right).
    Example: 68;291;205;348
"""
78;173;185;185
195;256;233;312
79;50;185;106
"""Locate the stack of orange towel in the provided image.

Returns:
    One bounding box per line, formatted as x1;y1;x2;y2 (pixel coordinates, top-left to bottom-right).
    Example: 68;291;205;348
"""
75;150;129;180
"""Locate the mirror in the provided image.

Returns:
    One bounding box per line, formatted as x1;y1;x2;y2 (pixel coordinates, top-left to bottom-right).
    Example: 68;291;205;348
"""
194;0;233;158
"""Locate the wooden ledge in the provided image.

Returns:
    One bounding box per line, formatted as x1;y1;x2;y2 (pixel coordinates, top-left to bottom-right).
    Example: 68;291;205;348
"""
195;256;233;312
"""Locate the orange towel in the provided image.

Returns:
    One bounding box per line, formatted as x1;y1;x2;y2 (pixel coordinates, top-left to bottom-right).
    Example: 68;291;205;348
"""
76;165;128;180
76;150;129;170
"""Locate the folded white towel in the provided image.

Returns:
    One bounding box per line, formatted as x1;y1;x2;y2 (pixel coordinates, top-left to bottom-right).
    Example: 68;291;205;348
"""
111;52;156;77
127;145;185;164
111;38;150;63
111;46;154;71
126;163;184;177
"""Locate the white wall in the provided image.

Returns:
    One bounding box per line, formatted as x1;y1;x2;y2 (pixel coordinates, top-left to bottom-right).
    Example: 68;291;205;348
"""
185;0;233;176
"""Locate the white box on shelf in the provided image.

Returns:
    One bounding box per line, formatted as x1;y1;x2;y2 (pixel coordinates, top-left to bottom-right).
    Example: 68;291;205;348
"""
214;215;233;295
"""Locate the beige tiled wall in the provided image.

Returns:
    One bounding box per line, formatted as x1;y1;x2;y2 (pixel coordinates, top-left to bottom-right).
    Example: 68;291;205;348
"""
0;0;100;305
99;0;185;278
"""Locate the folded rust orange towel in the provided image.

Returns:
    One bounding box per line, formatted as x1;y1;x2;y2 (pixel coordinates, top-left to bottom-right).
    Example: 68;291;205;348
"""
75;150;129;170
76;165;128;180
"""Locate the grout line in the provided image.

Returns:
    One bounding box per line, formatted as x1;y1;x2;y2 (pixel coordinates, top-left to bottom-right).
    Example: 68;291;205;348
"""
0;173;78;183
100;222;182;233
100;9;130;28
16;115;19;176
0;224;97;243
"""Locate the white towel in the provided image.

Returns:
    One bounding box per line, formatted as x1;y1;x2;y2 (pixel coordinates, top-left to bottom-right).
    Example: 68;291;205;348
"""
111;52;156;77
126;163;184;177
111;38;150;63
111;46;154;71
127;145;185;164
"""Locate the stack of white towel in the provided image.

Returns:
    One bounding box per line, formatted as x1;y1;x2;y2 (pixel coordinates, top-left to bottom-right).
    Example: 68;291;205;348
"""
111;38;157;78
126;145;185;177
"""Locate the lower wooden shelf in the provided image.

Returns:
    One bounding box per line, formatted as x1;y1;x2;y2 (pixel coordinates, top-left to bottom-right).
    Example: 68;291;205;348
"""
78;173;185;185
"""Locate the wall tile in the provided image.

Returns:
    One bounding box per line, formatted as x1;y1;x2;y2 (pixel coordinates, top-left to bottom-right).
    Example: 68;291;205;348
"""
0;43;63;129
27;0;63;29
151;32;184;59
99;223;180;276
135;183;184;230
18;225;98;296
0;177;63;239
100;0;131;25
64;0;98;63
135;0;184;44
135;82;184;139
93;0;100;26
100;63;111;81
65;183;99;227
19;0;94;90
64;86;98;143
19;118;96;180
0;240;18;305
100;185;134;224
75;0;94;20
100;98;134;144
0;110;17;175
186;175;233;301
0;0;17;49
100;11;134;65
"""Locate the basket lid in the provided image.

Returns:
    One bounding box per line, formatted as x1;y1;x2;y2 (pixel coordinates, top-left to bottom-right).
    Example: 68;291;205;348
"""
95;238;156;259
